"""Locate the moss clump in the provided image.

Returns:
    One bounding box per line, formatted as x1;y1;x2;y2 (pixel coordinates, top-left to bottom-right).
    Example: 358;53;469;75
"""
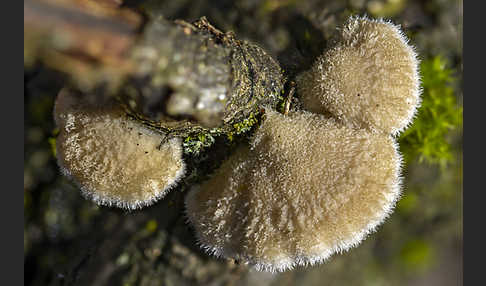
183;111;262;154
182;132;216;155
227;112;259;141
399;55;462;166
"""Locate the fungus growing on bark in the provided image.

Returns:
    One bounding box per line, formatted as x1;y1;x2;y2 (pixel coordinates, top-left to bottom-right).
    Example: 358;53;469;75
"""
51;16;285;207
185;110;402;272
297;16;421;135
46;12;419;272
54;89;185;209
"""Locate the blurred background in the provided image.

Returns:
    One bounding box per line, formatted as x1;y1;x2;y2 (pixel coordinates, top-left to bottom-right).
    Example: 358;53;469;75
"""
24;0;462;285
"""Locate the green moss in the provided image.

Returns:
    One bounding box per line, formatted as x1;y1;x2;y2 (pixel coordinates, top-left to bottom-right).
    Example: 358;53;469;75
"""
182;110;263;154
183;131;216;155
233;112;258;134
227;111;260;141
399;55;462;167
276;95;286;114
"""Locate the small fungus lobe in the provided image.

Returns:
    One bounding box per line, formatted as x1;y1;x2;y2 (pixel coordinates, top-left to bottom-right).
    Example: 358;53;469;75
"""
55;89;185;210
297;16;421;135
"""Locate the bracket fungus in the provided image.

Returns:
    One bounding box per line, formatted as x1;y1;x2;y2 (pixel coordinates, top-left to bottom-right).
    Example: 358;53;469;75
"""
296;16;421;135
48;12;421;271
54;89;185;209
185;16;421;272
185;110;402;271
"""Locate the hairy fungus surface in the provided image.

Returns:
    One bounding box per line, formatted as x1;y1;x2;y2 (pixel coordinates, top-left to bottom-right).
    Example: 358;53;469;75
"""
186;110;402;271
297;16;420;135
55;90;185;209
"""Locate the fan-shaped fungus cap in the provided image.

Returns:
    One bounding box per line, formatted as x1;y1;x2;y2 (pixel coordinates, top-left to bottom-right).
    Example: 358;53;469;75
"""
297;16;421;135
54;89;185;210
185;110;402;271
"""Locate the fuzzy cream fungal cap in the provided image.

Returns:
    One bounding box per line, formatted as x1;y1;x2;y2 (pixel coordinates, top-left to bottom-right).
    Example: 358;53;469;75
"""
297;16;421;135
185;110;402;272
55;90;185;210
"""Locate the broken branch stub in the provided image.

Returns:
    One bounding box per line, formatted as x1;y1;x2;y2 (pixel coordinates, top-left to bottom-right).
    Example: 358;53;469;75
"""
122;16;284;135
25;0;285;142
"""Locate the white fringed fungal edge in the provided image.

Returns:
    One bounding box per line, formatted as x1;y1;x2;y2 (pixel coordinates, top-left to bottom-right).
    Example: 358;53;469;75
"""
186;110;403;272
54;90;185;210
297;16;421;135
